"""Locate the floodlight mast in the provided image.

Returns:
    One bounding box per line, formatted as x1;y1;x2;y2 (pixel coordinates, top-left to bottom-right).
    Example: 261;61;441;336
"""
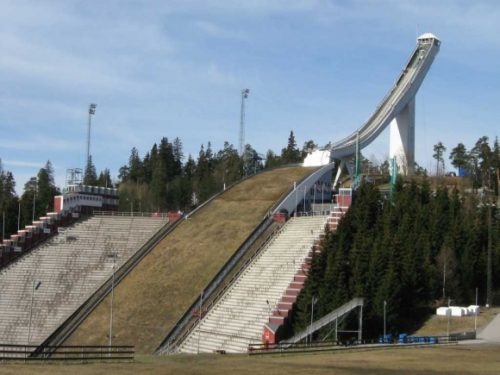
86;103;97;167
239;89;250;157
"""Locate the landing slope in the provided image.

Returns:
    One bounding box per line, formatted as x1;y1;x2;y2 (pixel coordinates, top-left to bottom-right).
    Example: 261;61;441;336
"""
64;167;314;353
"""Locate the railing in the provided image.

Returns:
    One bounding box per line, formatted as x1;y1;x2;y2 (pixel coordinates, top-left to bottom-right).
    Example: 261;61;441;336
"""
93;211;169;219
248;336;458;355
0;344;134;362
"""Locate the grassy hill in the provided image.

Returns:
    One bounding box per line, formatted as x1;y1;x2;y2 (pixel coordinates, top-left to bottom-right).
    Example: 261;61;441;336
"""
64;166;315;353
4;346;500;374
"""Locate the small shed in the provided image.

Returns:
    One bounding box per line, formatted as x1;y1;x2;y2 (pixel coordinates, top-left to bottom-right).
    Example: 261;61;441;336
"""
436;307;450;316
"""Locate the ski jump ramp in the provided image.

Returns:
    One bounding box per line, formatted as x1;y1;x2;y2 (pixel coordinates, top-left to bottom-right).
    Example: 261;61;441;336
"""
329;33;440;177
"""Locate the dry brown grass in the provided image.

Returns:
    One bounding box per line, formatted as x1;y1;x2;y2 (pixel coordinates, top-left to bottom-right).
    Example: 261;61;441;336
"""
64;167;315;353
2;345;500;374
415;308;500;336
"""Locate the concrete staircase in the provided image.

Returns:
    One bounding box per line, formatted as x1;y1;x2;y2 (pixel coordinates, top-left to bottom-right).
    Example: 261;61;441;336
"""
0;215;166;347
178;215;328;354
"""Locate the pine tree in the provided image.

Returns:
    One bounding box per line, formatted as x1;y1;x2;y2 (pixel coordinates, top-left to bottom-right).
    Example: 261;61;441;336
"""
36;161;60;214
449;143;469;172
128;147;144;183
0;159;19;238
433;141;446;176
97;168;113;188
281;131;301;164
265;150;281;169
83;156;98;186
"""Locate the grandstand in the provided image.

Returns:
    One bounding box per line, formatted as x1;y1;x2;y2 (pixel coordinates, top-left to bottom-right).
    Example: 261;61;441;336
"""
64;166;316;353
0;214;167;348
177;215;329;353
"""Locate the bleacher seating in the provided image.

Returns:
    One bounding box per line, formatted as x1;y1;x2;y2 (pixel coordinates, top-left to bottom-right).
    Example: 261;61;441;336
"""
178;215;328;353
0;214;166;347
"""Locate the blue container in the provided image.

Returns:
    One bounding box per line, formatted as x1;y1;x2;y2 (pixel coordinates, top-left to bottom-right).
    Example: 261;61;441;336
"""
378;334;393;344
398;333;408;344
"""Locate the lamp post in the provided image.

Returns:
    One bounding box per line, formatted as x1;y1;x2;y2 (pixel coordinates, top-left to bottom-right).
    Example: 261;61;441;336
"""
383;300;387;338
18;199;21;231
108;253;117;349
294;182;298;217
309;296;317;346
446;298;452;339
475;287;478;332
486;202;493;308
197;290;203;354
28;280;42;347
239;89;250;157
86;103;97;166
30;177;37;222
303;186;307;213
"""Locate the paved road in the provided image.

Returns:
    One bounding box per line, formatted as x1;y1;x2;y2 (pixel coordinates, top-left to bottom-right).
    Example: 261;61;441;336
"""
477;312;500;343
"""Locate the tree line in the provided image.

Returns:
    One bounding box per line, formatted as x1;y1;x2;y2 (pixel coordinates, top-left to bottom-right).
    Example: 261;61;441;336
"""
82;131;312;213
0;160;60;238
435;136;499;195
292;179;500;339
0;131;308;237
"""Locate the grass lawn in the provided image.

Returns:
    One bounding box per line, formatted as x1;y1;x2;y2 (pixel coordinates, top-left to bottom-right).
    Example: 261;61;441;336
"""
415;308;500;336
65;167;315;353
1;345;500;374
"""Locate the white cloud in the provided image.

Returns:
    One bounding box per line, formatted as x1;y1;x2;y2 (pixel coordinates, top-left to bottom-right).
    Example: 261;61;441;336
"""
193;20;248;41
0;136;75;152
1;160;44;168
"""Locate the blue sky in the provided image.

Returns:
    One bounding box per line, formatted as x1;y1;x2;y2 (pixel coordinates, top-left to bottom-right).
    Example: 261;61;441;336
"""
1;0;499;193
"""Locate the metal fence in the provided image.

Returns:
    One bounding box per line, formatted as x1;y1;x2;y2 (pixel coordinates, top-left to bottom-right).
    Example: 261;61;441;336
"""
0;344;134;362
248;335;460;355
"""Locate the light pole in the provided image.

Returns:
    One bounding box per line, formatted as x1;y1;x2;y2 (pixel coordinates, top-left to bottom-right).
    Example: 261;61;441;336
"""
86;103;97;167
486;202;493;308
313;183;316;214
108;253;117;349
446;297;452;339
197;290;203;354
303;186;307;213
475;287;478;332
28;280;42;347
31;177;37;222
17;199;21;230
2;211;5;241
309;296;317;346
383;300;387;338
294;183;298;216
239;89;250;157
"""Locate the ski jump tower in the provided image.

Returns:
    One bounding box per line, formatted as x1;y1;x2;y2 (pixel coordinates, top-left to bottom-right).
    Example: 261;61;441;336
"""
329;33;440;185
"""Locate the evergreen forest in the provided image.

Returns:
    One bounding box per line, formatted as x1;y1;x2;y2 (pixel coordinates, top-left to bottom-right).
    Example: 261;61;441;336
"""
292;179;500;338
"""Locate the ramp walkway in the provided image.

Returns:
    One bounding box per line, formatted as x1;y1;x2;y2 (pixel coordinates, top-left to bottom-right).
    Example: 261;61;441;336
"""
329;34;440;160
282;297;364;345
